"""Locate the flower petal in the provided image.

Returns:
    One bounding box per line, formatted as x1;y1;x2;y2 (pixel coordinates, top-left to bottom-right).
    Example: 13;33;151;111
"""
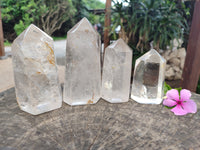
163;98;177;107
171;105;188;116
180;89;191;101
182;99;197;114
166;89;179;101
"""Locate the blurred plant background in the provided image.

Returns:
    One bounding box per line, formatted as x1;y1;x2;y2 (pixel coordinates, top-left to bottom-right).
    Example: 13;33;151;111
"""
111;0;193;51
0;0;105;42
1;0;194;49
111;0;194;71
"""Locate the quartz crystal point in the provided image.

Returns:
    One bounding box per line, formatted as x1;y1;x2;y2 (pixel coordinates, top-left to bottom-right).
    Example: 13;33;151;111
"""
12;24;62;115
131;49;166;104
64;18;101;105
102;39;132;103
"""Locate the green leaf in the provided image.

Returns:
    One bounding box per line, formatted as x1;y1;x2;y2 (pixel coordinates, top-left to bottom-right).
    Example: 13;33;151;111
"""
163;82;172;95
175;87;182;94
164;105;176;109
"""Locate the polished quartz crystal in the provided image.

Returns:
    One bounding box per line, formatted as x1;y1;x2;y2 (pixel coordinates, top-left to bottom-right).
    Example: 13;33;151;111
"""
102;39;132;103
12;24;62;115
63;18;101;105
131;49;166;104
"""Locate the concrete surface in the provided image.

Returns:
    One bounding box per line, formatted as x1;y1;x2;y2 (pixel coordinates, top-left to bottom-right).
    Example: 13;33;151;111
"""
53;40;66;66
0;57;14;92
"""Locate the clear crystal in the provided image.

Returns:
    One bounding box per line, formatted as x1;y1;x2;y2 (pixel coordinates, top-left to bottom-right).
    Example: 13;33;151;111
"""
64;18;101;105
12;24;62;115
131;49;166;104
101;39;132;103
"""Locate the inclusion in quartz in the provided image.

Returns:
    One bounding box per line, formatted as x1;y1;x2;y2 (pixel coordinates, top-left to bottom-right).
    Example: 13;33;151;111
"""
12;24;62;115
63;17;101;105
101;39;132;103
131;49;166;104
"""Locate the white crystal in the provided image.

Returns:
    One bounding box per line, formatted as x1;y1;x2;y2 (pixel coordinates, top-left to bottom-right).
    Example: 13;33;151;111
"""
101;39;132;103
12;24;62;115
131;49;166;104
63;18;101;105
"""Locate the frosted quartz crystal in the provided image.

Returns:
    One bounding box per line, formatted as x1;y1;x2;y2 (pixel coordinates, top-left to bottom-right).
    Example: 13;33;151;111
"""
64;18;101;105
102;39;132;103
131;49;166;104
12;24;62;115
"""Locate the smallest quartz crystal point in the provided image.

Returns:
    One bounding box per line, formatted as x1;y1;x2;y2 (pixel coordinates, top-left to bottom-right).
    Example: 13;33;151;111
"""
131;49;166;104
12;24;62;115
101;39;132;103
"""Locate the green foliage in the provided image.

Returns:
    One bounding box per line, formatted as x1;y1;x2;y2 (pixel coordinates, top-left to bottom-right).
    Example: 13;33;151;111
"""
1;0;76;36
38;0;76;35
174;87;182;95
72;0;88;21
129;43;146;68
14;15;34;35
163;82;182;95
1;0;21;22
164;82;172;95
4;40;11;46
52;36;67;41
164;105;176;109
83;0;105;9
196;78;200;94
1;0;39;35
112;0;188;51
72;0;105;25
2;0;104;39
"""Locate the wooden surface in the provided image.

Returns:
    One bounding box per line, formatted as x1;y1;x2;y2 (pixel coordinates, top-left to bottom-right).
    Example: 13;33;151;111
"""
0;88;200;150
181;1;200;92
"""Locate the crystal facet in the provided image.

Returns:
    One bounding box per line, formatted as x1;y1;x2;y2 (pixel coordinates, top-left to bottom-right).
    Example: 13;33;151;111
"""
131;49;166;104
12;24;62;115
101;39;132;103
64;18;101;105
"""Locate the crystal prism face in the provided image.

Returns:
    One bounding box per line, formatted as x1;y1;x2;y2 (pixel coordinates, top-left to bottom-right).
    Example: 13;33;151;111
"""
131;49;166;104
12;24;62;115
64;18;101;105
102;39;132;103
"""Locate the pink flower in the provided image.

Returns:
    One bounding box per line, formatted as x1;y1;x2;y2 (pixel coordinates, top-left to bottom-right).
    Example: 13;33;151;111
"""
163;89;197;116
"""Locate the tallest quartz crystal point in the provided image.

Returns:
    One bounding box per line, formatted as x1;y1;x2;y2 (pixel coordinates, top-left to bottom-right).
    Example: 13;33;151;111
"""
12;24;62;115
64;18;101;105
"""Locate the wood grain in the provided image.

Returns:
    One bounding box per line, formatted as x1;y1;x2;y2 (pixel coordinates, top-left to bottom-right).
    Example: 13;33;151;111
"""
0;88;200;150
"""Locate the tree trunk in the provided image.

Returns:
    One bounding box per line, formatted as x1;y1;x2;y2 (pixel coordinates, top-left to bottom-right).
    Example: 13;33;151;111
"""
103;0;111;51
181;1;200;92
0;8;5;57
